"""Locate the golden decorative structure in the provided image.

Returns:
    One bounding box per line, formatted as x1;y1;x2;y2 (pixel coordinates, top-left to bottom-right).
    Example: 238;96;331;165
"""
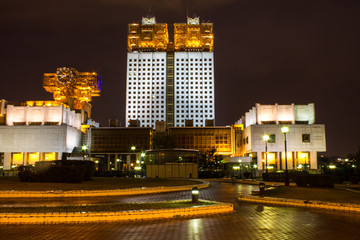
128;17;169;52
128;17;213;52
43;67;102;116
174;17;213;52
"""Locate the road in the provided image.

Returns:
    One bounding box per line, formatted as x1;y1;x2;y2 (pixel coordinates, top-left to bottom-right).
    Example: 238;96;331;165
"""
1;182;360;239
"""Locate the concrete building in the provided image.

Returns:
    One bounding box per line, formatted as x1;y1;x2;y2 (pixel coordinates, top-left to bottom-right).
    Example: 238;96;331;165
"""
0;100;83;172
242;103;326;172
125;16;215;128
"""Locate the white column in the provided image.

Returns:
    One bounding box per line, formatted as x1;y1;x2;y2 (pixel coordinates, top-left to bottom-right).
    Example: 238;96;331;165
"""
257;151;263;170
310;151;317;170
4;152;11;170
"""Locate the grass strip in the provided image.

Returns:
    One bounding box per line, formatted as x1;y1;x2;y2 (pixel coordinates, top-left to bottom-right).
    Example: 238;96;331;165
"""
0;177;201;191
262;186;360;204
0;200;215;213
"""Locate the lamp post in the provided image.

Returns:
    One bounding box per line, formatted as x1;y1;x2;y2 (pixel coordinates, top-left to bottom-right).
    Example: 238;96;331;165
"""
263;135;269;173
129;146;136;173
249;153;255;180
281;126;290;186
82;145;87;161
238;159;242;179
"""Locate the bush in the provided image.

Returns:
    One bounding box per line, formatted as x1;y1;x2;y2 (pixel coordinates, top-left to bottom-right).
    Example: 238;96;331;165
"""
350;176;360;184
93;171;129;178
243;172;252;179
295;174;334;188
18;160;95;183
262;171;309;182
198;171;225;178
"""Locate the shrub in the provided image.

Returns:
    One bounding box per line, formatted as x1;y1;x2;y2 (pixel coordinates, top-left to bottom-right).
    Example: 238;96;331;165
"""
295;174;334;188
18;160;95;183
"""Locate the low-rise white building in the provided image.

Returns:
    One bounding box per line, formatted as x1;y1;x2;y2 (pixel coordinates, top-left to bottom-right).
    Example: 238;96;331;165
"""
0;100;83;171
242;103;326;172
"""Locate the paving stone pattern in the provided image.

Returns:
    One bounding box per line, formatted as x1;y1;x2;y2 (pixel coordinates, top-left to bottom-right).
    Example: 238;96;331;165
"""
1;182;360;239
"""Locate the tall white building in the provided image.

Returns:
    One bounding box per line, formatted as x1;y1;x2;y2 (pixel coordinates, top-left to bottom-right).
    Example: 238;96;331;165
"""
125;17;214;128
174;52;215;127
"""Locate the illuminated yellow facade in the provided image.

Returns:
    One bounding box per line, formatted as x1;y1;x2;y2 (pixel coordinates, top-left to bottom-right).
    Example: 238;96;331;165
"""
127;17;213;52
174;17;213;52
128;17;169;52
26;101;63;107
12;153;24;165
43;67;102;116
28;152;40;165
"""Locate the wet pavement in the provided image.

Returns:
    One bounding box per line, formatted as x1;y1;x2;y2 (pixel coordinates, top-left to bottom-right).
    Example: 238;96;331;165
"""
1;182;360;239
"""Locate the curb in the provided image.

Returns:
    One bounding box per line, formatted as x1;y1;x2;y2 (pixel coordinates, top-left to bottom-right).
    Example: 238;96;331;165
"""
0;182;210;198
0;201;233;224
238;195;360;213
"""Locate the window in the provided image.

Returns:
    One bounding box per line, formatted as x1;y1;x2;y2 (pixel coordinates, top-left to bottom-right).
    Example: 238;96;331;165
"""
268;134;276;143
302;134;310;143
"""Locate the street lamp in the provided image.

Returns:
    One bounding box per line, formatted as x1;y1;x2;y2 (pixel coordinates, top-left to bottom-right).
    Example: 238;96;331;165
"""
263;135;269;173
249;153;255;180
281;126;290;186
82;145;87;160
238;159;242;179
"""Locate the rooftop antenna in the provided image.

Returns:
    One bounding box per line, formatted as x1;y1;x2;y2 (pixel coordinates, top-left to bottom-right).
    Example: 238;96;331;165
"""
148;6;152;18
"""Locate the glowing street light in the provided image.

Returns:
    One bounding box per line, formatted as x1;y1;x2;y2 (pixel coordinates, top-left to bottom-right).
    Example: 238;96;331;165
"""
263;135;269;173
281;126;290;186
82;145;87;160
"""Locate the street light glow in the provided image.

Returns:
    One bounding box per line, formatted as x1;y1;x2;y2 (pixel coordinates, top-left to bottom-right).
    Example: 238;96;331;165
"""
281;126;289;133
263;135;269;141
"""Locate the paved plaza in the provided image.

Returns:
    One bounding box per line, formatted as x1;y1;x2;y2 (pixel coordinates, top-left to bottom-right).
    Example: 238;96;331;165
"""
1;182;360;239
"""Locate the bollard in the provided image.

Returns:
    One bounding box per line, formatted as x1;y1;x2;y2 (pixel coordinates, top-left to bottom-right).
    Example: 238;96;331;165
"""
192;187;199;203
259;182;265;195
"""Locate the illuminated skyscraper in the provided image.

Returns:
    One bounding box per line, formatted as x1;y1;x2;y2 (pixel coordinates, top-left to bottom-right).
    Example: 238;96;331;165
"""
126;17;214;128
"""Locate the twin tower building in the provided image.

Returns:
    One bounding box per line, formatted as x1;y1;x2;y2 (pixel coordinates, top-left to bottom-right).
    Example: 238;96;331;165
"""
125;17;215;128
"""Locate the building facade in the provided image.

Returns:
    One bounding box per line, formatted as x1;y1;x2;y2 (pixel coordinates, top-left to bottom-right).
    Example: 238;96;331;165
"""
88;127;152;172
125;16;215;128
242;103;326;171
0;100;83;171
168;126;240;156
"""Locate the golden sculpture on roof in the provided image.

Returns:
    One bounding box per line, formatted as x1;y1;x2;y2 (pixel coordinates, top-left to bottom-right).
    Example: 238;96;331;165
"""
127;17;213;52
128;17;169;52
174;17;213;52
43;67;102;115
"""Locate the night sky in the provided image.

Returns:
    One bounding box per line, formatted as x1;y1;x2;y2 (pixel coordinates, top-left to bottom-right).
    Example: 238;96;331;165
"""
1;0;359;157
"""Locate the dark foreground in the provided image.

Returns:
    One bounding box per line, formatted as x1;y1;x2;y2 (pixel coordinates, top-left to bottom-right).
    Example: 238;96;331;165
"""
1;182;360;240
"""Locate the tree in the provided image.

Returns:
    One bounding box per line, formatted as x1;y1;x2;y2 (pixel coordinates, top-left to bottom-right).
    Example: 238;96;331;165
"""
348;145;360;172
199;149;217;171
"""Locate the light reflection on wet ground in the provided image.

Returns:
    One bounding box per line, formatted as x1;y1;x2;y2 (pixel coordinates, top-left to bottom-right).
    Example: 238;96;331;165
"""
1;182;360;239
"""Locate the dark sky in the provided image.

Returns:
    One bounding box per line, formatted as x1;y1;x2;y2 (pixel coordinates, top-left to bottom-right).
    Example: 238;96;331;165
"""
1;0;359;157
